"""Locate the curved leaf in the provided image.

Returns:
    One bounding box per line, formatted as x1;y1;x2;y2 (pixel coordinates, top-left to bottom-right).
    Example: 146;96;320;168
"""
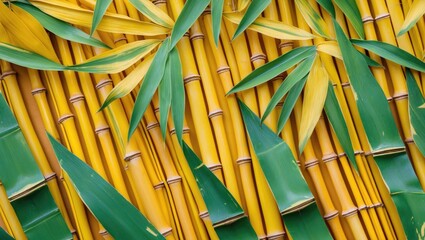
170;48;184;144
228;46;316;94
232;0;271;40
70;39;160;73
398;0;425;36
294;0;330;38
333;0;364;38
170;0;210;49
91;0;112;35
129;39;170;139
225;13;315;40
13;2;109;49
211;0;224;46
159;54;173;140
48;134;164;240
316;0;335;17
128;0;174;28
352;39;425;72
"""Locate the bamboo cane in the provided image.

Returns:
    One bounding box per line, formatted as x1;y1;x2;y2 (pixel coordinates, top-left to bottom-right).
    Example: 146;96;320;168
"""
0;183;26;240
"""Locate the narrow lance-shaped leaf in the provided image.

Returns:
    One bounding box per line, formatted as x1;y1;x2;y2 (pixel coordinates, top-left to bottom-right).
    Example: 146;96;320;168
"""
13;2;109;49
228;46;316;94
299;55;329;153
352;39;425;72
324;82;357;169
398;0;425;36
0;227;14;240
232;0;271;40
159;53;173;140
129;38;170;139
181;142;257;239
262;55;315;123
70;39;161;73
91;0;112;35
333;0;364;38
48;134;164;240
316;0;335;17
211;0;224;46
406;69;425;157
128;0;174;28
294;0;330;38
170;0;210;49
170;48;184;145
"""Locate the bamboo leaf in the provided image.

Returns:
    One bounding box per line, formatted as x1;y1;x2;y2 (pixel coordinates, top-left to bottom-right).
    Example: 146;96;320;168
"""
29;0;170;36
91;0;112;35
334;20;405;153
128;0;174;28
294;0;330;38
225;13;315;40
352;39;425;72
170;0;210;49
0;2;59;62
277;76;307;133
228;46;316;95
232;0;271;40
398;0;425;36
262;55;315;123
333;0;364;38
0;227;13;240
129;38;170;139
170;48;184;145
181;142;257;239
100;54;154;110
406;69;425;157
316;0;335;17
48;134;164;240
299;56;329;153
159;53;173;140
0;42;65;70
13;2;109;49
211;0;224;46
324;83;357;169
70;39;160;73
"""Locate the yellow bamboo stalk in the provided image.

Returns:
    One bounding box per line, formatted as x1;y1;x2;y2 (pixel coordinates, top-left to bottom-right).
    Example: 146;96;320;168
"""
0;201;13;237
0;183;26;240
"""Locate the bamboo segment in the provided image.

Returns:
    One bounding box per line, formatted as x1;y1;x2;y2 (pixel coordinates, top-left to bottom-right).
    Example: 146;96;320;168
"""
0;183;26;240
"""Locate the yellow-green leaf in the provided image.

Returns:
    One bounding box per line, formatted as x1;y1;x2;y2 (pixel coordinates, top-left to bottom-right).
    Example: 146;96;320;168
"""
128;0;174;28
299;55;329;152
294;0;330;38
398;0;425;36
29;0;170;36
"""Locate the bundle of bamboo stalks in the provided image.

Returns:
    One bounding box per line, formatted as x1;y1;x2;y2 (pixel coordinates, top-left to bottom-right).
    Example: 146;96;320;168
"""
0;0;425;239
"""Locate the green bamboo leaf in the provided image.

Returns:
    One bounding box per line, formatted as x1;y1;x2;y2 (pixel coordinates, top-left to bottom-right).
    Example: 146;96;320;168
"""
316;0;335;17
294;0;330;38
181;142;257;239
91;0;112;35
392;192;425;240
128;0;174;28
352;39;425;72
232;0;271;40
0;227;13;240
14;2;110;49
211;0;224;46
159;53;173;141
333;0;364;39
129;38;170;139
170;48;184;145
324;82;357;170
170;0;210;49
277;75;307;133
262;55;315;123
239;100;332;239
228;46;316;95
406;69;425;157
70;39;161;73
397;0;425;36
334;20;405;153
48;134;164;240
0;42;65;70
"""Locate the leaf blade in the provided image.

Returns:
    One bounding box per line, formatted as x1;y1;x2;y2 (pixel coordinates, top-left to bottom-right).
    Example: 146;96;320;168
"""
128;0;174;28
211;0;224;46
91;0;112;35
170;48;184;144
294;0;330;38
232;0;271;39
333;0;364;38
398;0;425;36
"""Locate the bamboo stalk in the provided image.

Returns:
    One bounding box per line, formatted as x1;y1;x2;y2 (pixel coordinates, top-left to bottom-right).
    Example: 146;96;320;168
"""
0;184;26;240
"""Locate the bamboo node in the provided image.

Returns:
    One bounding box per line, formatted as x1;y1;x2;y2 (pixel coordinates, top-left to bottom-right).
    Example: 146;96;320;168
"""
374;13;390;21
323;210;339;220
152;0;166;5
358;205;368;211
341;207;358;217
322;153;337;163
99;230;108;236
146;122;160;131
124;151;141;162
199;211;209;219
337;152;346;158
183;74;201;84
279;41;294;49
217;66;230;74
276;101;284;107
113;37;127;44
202;8;211;16
190;32;204;41
273;74;284;81
405;138;414;143
154;181;165;190
69;94;85;104
153;107;160;113
95;125;110;134
267;232;286;240
95;79;113;89
354;150;364;156
208;109;224;119
207;163;223;172
183;32;190;38
364;151;373;157
362;16;374;23
393;92;408;101
31;87;47;95
341;82;351;88
372;202;384;208
167;176;182;185
182;127;190;134
0;70;17;80
44;172;57;182
304;159;319;169
58;114;74;124
236;156;252;165
160;227;173;237
250;53;266;63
